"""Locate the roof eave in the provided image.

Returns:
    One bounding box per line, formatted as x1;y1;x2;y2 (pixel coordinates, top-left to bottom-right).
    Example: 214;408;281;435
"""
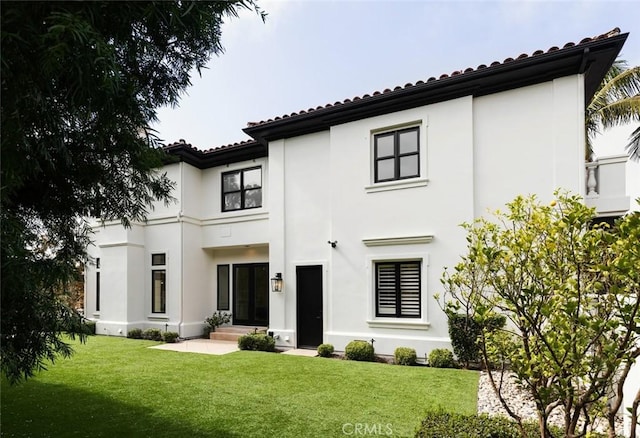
163;142;267;169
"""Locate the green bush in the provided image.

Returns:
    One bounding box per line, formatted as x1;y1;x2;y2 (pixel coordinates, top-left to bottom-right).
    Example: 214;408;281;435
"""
345;340;375;362
204;311;232;331
142;328;163;341
317;343;334;357
127;328;143;339
428;349;456;368
237;333;275;352
162;332;179;343
447;313;506;368
415;411;562;438
81;320;96;335
394;347;417;366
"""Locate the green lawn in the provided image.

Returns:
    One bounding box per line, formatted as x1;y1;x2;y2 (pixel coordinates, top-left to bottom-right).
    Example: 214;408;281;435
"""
1;336;478;437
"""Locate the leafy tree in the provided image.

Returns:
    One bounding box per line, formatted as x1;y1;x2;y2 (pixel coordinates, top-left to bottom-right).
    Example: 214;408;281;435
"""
586;59;640;160
439;192;640;438
1;1;265;384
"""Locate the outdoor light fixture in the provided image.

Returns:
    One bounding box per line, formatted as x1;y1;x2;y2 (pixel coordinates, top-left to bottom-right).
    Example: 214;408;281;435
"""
271;273;283;292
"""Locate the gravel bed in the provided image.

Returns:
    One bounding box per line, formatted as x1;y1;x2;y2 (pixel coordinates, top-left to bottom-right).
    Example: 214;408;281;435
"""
477;371;623;434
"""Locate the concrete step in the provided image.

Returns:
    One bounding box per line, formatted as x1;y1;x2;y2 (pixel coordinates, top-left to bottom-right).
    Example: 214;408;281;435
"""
209;325;267;342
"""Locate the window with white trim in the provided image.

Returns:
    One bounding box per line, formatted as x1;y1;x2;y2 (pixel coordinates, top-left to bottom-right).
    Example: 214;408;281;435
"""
375;261;421;318
374;127;420;183
151;253;166;314
222;167;262;212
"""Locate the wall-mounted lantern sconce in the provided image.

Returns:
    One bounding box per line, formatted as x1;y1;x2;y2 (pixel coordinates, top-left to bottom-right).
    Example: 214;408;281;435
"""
271;273;283;292
328;240;338;248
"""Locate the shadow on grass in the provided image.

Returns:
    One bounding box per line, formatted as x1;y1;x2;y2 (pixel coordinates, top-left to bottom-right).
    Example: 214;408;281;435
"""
1;380;237;438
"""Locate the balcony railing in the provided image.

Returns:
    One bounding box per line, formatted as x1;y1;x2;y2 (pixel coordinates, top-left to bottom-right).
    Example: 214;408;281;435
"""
585;154;630;217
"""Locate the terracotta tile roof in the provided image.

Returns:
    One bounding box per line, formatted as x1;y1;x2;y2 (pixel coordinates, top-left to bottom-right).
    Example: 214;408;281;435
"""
163;138;265;169
164;138;258;154
245;28;622;129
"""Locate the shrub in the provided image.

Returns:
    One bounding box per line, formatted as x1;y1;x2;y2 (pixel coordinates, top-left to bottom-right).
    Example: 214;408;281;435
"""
127;328;143;339
428;348;456;368
345;340;375;362
142;328;163;341
81;320;96;335
237;333;275;352
162;332;179;343
204;311;232;331
394;347;417;366
447;313;506;368
415;411;562;438
317;343;334;357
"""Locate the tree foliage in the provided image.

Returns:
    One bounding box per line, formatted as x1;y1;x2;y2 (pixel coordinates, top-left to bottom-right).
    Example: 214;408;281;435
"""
586;59;640;161
439;192;640;438
1;1;265;384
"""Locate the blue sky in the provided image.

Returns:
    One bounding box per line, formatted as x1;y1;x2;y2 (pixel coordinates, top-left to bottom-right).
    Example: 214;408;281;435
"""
153;0;640;151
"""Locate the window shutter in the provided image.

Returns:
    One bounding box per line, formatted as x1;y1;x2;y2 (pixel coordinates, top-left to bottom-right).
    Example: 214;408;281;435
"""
399;263;420;316
377;264;397;316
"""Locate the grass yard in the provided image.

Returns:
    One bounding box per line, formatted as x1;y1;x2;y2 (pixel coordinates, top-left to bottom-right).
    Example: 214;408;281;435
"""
1;336;478;437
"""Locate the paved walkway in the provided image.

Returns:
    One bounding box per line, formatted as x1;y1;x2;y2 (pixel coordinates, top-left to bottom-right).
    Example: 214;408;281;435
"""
150;339;318;357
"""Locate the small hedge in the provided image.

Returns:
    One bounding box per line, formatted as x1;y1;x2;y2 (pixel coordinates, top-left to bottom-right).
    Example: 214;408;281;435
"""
317;343;334;357
394;347;417;366
237;333;275;352
127;328;143;339
415;411;562;438
428;348;456;368
345;340;375;362
142;328;163;341
162;332;179;343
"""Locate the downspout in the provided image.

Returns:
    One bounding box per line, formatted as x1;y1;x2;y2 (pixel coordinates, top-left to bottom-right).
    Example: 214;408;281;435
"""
178;161;185;337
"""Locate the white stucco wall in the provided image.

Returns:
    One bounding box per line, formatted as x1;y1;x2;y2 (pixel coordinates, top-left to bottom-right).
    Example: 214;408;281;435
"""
473;75;585;215
263;74;590;356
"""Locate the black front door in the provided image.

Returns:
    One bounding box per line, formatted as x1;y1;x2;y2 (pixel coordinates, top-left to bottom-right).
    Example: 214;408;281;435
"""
233;263;269;326
296;265;323;348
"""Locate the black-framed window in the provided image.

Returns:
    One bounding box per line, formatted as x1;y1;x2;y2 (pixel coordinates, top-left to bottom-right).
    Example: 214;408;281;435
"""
374;127;419;182
151;253;166;313
375;261;421;318
222;167;262;212
217;265;230;311
96;258;101;312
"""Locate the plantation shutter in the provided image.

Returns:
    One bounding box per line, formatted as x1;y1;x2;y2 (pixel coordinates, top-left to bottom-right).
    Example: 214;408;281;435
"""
376;261;421;318
399;263;420;316
377;264;397;316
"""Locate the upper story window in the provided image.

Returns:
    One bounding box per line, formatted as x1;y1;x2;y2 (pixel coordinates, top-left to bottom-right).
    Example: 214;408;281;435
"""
222;167;262;212
374;127;420;183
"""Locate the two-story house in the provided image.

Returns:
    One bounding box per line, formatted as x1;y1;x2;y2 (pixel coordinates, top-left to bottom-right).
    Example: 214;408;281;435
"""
85;29;631;358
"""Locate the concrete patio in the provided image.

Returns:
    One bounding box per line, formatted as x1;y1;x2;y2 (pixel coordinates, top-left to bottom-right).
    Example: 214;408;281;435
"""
150;339;318;357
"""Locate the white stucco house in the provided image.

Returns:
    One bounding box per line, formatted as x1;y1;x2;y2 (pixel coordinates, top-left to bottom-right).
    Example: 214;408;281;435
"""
85;29;636;422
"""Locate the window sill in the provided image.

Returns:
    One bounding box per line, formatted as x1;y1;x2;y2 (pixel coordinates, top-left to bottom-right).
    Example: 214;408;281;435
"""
147;314;170;321
365;178;429;193
366;319;430;329
92;312;100;318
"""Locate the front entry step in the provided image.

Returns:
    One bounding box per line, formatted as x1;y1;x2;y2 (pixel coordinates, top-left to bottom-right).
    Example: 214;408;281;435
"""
209;325;268;342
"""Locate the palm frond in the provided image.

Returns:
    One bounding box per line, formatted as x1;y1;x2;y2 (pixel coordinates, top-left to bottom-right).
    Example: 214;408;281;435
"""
586;59;640;160
626;125;640;161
